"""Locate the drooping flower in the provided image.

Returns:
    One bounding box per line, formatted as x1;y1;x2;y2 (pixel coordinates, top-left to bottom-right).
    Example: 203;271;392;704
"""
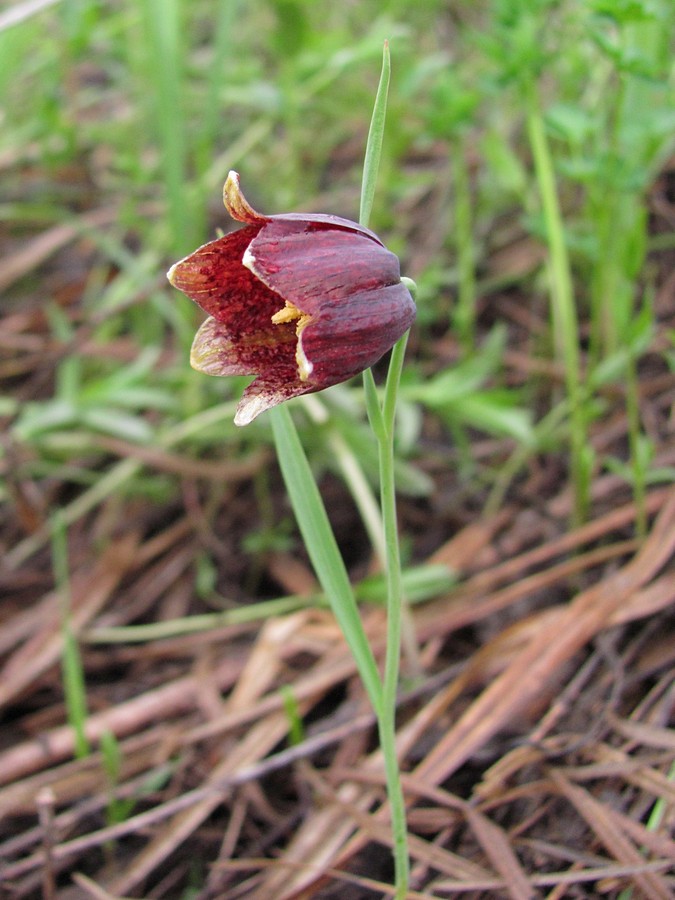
168;171;416;426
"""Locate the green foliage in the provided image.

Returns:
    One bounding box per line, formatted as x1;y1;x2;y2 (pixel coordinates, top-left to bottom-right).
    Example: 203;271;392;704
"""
280;685;305;746
3;9;673;892
52;516;90;759
405;328;535;446
4;0;673;563
100;730;136;826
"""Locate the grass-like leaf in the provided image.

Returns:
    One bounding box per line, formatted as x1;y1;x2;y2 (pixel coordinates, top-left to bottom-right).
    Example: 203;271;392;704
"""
269;405;382;712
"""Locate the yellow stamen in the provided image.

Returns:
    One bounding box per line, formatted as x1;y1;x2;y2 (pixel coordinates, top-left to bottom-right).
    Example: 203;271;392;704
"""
271;302;302;325
272;302;314;381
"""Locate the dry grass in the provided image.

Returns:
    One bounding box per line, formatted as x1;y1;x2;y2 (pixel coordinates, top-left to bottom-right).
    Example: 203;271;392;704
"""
1;375;674;899
1;108;675;900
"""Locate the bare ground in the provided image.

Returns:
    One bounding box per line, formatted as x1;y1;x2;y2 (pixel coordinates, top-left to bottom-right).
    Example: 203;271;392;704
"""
1;153;674;899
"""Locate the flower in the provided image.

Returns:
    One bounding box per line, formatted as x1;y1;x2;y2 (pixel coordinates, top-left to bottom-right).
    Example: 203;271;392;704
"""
168;171;416;426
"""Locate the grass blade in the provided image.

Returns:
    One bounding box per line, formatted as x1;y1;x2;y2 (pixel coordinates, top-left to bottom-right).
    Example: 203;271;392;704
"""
269;405;382;711
359;40;391;230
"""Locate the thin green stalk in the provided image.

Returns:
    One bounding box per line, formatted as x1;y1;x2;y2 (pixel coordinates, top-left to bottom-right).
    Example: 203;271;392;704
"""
52;515;90;759
196;0;240;180
358;40;410;898
525;81;590;526
85;595;322;643
375;333;411;900
452;133;477;350
140;0;196;253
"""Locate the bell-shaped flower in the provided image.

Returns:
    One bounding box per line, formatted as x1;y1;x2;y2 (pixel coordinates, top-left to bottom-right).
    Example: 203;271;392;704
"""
168;171;416;425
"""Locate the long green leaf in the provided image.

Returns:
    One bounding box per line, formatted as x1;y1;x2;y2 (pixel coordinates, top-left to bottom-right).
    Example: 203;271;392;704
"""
269;405;382;711
359;40;391;230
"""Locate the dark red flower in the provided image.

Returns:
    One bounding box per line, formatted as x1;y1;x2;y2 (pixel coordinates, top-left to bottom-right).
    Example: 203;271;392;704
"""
168;171;416;425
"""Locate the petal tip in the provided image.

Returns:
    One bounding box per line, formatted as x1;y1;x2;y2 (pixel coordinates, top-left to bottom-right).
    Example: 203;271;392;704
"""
233;396;265;427
189;345;214;375
189;318;222;375
223;171;266;226
242;245;256;272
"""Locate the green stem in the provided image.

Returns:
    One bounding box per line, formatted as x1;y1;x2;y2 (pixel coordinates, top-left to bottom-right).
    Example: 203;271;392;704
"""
358;40;410;895
525;81;589;526
52;514;90;758
452;133;477;350
375;333;411;899
140;0;195;254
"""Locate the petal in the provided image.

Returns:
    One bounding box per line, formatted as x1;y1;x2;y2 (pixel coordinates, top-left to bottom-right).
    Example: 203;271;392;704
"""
223;170;269;226
234;373;314;426
300;281;415;386
244;219;415;384
190;313;298;377
190;316;259;376
244;218;402;311
275;212;383;245
168;227;264;321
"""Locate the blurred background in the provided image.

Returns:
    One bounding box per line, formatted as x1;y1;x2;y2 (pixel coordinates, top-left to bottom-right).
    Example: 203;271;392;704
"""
1;0;674;897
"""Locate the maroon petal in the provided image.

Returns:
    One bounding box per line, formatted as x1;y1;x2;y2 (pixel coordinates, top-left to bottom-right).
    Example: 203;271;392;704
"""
275;211;383;245
300;281;415;387
235;370;314;426
244;218;397;307
189;315;293;377
244;218;415;384
168;227;264;321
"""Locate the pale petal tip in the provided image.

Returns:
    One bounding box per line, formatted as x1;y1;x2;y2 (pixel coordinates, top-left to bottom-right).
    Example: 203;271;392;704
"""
224;170;240;195
242;246;256;272
235;382;298;426
223;171;266;225
234;395;268;427
189;319;220;374
189;345;214;375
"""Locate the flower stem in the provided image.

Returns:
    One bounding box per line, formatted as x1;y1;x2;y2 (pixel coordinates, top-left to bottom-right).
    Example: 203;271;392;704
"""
373;332;411;899
525;80;590;527
359;40;410;897
271;390;410;895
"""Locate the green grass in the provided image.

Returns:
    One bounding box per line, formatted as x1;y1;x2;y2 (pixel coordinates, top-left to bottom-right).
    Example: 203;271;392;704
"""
2;0;674;886
2;0;672;605
52;513;90;759
3;0;673;630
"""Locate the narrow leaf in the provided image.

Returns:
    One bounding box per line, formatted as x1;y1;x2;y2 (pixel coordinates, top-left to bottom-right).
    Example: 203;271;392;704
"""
360;40;391;229
270;405;382;711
